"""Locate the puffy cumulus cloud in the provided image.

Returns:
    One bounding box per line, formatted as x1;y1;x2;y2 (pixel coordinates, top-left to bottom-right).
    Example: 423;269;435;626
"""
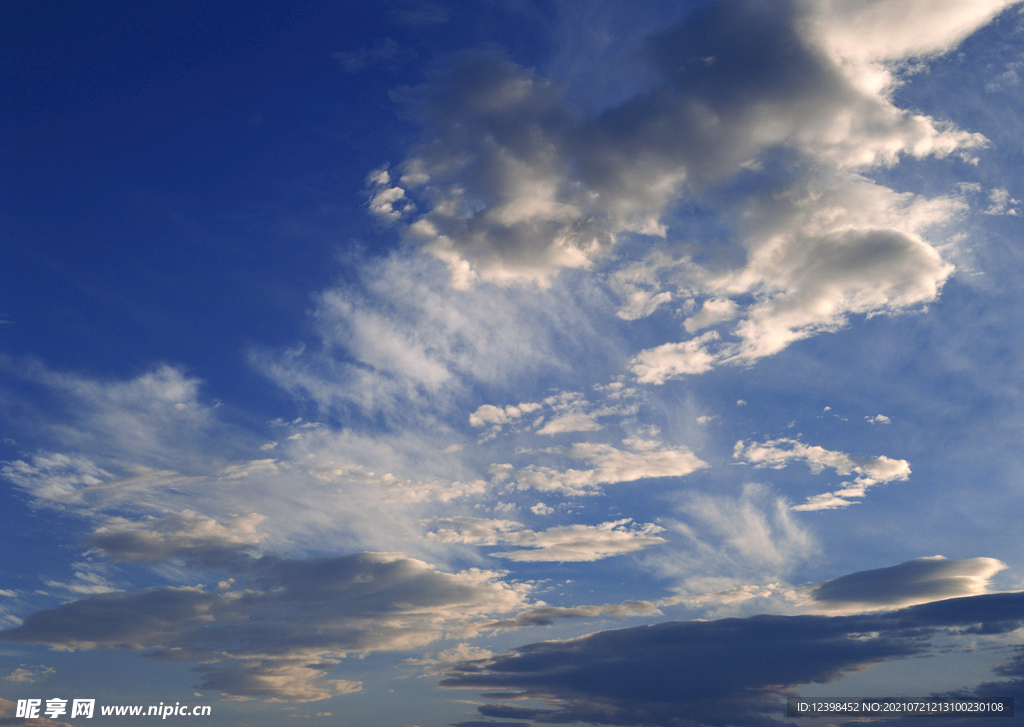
428;517;524;547
388;53;598;287
630;332;721;383
734;437;910;510
357;0;1008;377
494;520;666;563
629;171;963;380
512;439;707;495
1;552;529;702
805;556;1007;612
441;592;1024;727
382;1;991;287
428;517;667;562
804;0;1018;65
468;402;542;428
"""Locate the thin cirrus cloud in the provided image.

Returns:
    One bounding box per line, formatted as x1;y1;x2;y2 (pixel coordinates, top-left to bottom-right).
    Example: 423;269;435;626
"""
428;517;667;562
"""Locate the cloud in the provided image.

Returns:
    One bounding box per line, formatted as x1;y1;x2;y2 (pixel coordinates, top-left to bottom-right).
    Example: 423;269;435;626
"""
440;591;1024;727
4;665;54;683
332;38;412;74
471;390;640;441
650;484;816;601
0;360;227;474
254;253;612;419
385;1;984;285
1;552;529;702
400;643;495;676
353;0;1009;380
630;332;721;382
734;437;910;510
806;556;1007;611
485;600;663;630
983;187;1021;215
87;511;266;567
468;402;542;429
428;517;667;562
513;439;707;495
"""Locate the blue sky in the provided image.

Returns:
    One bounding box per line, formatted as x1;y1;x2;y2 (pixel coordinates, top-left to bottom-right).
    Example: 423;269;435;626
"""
3;1;1024;725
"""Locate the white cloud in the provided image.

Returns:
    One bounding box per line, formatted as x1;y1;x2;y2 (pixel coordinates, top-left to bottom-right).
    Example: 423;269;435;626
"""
513;439;707;495
983;187;1021;215
804;1;1018;65
254;253;612;420
631;332;720;383
468;402;542;428
683;298;739;333
492;519;667;562
734;437;910;510
648;484;817;602
428;516;667;562
866;414;891;424
536;411;602;436
4;664;55;683
609;255;677;321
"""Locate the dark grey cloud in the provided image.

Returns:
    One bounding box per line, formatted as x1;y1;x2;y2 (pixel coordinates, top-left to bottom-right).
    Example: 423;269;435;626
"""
441;592;1024;727
86;511;265;569
1;552;526;702
830;643;1023;727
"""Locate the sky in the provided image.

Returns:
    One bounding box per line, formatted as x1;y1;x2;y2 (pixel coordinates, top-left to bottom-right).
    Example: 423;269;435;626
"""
2;1;1024;725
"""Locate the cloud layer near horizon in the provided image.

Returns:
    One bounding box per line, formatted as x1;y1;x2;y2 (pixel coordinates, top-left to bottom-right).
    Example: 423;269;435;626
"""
443;591;1024;727
2;551;529;702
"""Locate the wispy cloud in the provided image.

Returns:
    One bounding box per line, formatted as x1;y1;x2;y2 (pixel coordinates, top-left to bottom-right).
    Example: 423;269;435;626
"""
429;517;667;562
